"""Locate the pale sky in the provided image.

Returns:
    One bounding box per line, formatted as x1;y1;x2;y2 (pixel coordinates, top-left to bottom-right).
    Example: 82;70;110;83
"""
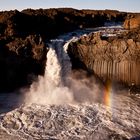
0;0;140;12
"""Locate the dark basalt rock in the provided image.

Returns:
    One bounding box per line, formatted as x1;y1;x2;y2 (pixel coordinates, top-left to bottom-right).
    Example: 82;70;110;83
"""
68;30;140;87
0;8;129;39
0;34;46;92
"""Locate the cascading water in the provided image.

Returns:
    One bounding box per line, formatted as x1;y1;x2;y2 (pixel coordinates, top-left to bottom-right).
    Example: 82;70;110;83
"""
25;36;79;104
46;39;73;86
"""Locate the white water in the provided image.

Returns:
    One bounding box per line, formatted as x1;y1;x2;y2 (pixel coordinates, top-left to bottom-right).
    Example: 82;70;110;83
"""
25;36;78;105
1;93;140;139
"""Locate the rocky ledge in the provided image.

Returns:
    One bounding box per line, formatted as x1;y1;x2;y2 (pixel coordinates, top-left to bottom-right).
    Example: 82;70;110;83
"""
68;28;140;87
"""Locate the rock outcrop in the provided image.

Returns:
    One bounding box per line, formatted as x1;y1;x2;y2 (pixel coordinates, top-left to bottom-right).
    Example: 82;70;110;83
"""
68;29;140;86
0;9;128;38
0;34;46;92
123;15;140;29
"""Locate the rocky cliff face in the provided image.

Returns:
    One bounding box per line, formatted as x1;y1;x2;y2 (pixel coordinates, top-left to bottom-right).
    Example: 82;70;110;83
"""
0;8;139;91
68;29;140;86
0;34;46;92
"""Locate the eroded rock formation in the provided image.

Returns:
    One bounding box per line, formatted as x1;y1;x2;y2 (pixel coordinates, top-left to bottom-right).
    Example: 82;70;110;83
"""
68;30;140;86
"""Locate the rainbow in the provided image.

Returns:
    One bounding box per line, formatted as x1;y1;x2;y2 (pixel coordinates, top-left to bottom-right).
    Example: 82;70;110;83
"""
104;80;112;108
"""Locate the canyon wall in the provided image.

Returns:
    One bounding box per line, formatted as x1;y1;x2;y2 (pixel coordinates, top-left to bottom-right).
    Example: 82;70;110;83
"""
68;31;140;86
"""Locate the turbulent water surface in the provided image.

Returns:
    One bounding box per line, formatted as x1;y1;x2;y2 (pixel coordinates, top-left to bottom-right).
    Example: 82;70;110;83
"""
0;26;140;140
0;93;140;140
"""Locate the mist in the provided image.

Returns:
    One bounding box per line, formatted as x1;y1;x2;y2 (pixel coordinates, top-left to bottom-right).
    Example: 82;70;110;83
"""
24;36;104;105
24;70;104;105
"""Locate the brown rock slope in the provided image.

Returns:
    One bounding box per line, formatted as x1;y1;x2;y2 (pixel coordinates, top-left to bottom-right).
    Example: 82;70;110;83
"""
68;30;140;86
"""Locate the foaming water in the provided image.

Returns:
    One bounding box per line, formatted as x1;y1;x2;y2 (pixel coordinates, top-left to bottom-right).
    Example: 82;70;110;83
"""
1;93;140;139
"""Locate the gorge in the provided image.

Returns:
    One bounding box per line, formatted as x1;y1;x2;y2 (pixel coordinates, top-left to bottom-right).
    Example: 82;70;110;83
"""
0;8;132;91
0;8;140;140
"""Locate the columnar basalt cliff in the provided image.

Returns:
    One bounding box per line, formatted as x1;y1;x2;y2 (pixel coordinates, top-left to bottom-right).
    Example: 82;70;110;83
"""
0;8;139;91
68;30;140;86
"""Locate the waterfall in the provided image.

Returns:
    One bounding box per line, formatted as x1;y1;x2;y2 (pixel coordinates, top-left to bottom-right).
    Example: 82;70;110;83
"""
25;34;102;105
45;39;71;86
25;25;127;105
25;36;78;105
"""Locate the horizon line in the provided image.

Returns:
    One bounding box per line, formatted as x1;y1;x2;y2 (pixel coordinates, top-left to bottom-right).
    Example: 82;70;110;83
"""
0;7;139;13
